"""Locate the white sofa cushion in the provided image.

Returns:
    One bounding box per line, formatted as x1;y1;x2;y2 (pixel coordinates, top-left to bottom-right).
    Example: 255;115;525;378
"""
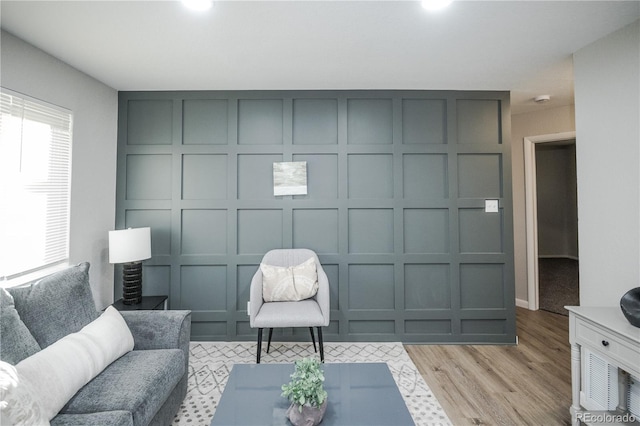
261;257;318;302
8;306;134;421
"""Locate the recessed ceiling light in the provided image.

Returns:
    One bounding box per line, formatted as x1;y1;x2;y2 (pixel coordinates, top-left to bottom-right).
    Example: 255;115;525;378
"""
182;0;213;12
421;0;454;12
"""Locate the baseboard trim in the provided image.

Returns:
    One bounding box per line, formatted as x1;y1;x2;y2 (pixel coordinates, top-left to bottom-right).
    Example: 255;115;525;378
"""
516;298;531;309
538;255;579;261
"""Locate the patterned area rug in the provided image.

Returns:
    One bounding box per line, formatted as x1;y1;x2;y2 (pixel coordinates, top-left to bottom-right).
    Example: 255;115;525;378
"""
172;341;451;426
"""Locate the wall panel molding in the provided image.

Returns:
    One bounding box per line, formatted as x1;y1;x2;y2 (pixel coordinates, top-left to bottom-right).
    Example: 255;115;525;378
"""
116;90;515;344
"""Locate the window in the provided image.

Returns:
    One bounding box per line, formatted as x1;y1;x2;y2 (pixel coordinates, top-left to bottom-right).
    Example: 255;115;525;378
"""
0;90;73;281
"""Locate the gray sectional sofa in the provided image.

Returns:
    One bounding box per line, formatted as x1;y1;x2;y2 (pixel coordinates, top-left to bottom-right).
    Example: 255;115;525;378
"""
0;263;191;425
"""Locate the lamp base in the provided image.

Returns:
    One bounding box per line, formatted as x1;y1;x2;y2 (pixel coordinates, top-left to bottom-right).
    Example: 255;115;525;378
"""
122;262;143;305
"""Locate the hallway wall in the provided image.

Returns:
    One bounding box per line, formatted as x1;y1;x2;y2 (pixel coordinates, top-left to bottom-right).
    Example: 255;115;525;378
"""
511;106;575;303
574;20;639;307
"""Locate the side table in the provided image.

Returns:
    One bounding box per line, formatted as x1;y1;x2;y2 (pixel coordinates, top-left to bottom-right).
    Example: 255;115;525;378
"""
566;306;640;425
113;295;168;311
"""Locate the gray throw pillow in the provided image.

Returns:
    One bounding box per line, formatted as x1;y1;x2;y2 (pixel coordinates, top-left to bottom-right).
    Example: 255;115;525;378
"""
0;289;41;365
8;262;99;349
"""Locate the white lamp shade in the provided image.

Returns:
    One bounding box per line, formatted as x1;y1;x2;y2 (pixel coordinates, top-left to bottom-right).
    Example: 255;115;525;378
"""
109;227;151;263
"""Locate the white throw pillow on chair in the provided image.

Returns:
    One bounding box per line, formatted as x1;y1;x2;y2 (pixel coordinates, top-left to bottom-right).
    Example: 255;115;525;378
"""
261;257;318;302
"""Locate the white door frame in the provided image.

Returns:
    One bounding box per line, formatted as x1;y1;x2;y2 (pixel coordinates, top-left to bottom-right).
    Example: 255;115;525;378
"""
524;131;576;310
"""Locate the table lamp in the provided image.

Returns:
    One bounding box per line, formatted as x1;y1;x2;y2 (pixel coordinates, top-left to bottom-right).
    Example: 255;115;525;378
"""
109;227;151;305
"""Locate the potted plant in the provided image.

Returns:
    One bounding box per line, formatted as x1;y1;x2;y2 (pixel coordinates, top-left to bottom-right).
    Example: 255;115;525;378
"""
281;357;328;426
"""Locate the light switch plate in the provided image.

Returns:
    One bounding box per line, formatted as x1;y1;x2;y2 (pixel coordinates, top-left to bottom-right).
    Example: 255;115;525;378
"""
485;199;499;213
247;301;251;316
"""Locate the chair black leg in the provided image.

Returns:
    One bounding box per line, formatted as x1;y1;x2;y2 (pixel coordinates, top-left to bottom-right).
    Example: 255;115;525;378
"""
317;327;324;363
257;328;263;364
309;327;317;352
266;328;274;353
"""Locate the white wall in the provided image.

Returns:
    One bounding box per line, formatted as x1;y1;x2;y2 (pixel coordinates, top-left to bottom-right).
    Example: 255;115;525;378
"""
574;20;640;306
511;106;576;303
1;31;118;309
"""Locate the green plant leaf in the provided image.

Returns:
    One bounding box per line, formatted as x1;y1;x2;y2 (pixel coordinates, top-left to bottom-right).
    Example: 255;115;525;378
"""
281;357;328;408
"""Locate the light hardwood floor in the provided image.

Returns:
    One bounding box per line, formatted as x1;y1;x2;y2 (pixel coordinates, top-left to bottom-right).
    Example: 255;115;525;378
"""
405;307;572;425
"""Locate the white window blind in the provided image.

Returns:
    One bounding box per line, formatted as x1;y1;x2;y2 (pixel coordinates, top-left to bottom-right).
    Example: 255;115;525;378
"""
0;90;73;281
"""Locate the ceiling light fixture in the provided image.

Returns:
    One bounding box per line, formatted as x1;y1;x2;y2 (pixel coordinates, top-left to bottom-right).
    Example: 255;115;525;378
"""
421;0;454;11
182;0;213;12
534;95;551;104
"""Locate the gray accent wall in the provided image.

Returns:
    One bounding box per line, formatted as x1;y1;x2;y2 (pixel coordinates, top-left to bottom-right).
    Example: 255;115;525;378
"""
116;90;515;344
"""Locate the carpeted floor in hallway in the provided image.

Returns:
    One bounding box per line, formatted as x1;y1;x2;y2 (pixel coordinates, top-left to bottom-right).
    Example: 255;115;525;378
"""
538;257;579;315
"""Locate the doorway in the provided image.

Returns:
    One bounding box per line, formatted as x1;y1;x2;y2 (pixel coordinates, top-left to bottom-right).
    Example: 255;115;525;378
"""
524;131;579;313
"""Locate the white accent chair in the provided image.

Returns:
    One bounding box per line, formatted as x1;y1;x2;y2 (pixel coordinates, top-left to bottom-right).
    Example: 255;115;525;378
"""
249;249;330;363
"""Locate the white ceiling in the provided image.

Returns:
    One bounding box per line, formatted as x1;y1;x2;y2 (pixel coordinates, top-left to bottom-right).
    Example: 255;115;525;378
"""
1;0;639;114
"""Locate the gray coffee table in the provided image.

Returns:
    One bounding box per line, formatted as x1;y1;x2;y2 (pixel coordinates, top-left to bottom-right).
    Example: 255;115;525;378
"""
210;363;414;425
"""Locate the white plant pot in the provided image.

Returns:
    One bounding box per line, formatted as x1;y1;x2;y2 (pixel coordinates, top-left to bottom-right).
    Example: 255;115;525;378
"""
286;398;328;426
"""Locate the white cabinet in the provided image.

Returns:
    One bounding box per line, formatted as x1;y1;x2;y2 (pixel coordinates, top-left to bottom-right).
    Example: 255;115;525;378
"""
567;307;640;425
